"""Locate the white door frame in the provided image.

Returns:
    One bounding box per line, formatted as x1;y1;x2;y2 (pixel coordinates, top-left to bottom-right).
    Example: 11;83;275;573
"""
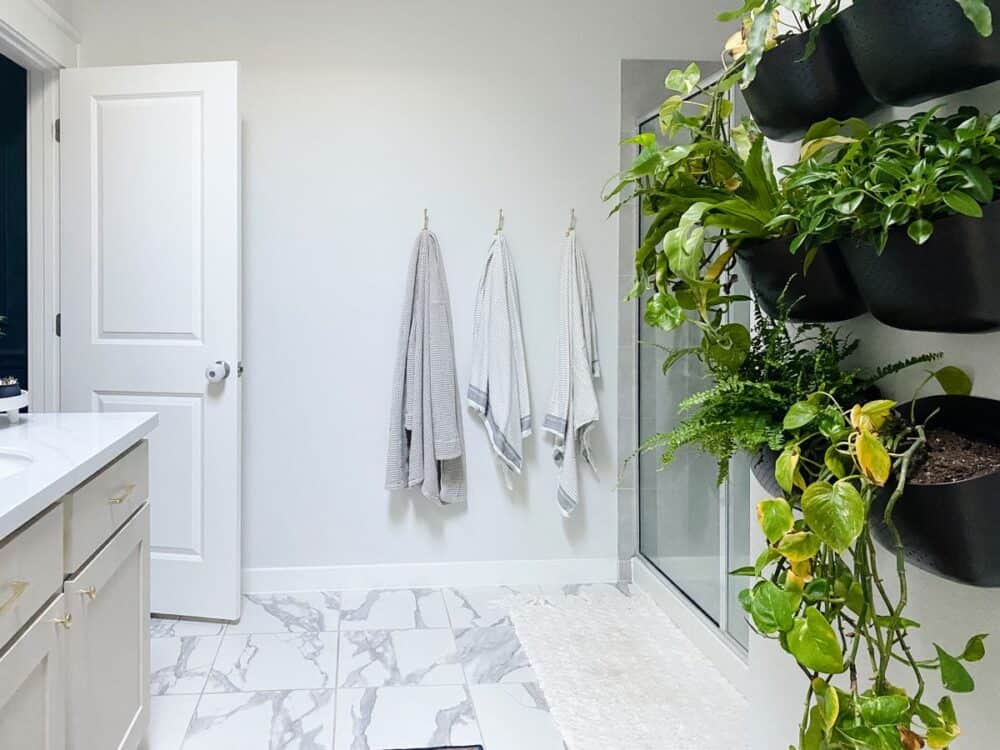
0;0;79;412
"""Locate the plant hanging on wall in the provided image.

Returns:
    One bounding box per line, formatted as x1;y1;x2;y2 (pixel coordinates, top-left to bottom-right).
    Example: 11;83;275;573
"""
737;379;989;750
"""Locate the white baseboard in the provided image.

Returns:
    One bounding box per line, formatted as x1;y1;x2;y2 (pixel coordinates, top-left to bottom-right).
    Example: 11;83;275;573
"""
243;557;621;594
632;556;750;696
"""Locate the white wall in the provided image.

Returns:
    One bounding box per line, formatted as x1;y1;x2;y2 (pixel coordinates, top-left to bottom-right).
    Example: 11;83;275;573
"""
751;82;1000;750
67;0;731;586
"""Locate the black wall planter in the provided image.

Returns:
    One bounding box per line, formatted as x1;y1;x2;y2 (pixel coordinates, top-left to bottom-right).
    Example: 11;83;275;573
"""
743;24;878;142
737;238;866;323
870;396;1000;588
840;201;1000;333
751;447;783;497
838;0;1000;106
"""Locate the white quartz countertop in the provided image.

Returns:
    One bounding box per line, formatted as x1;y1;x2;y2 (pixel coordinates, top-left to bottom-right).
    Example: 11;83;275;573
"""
0;412;158;541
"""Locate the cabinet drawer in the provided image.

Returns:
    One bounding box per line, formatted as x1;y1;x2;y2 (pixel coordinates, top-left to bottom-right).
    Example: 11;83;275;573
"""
0;594;67;750
0;505;64;650
64;440;148;575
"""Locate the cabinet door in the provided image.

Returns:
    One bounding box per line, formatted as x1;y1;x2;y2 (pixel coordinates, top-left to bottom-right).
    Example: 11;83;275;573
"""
0;594;68;750
65;504;150;750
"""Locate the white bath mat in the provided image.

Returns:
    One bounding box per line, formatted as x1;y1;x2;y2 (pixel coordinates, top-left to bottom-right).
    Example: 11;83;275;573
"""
508;587;747;750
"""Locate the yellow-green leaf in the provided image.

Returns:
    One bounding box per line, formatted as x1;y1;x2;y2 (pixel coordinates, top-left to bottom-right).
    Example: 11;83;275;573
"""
757;498;793;544
775;446;800;494
787;607;845;674
802;479;866;552
860;399;896;431
857;428;891;487
777;531;821;563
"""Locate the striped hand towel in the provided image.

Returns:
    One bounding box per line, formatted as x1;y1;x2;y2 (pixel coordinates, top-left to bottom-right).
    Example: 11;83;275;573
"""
468;232;531;480
385;230;466;505
544;230;600;516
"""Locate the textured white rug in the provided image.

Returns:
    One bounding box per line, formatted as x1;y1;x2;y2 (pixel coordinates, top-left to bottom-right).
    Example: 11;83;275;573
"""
508;587;747;750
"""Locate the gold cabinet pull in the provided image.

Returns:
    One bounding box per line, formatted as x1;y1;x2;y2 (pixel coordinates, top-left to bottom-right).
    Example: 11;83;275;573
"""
50;613;72;629
0;580;28;615
108;483;137;505
79;586;97;601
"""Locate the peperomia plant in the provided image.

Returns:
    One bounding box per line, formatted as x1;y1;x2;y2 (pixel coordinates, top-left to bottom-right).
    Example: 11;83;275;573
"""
739;378;988;750
776;108;1000;255
720;0;993;86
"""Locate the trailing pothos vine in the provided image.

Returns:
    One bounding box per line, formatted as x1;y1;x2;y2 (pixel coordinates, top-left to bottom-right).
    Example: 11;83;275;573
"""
738;392;987;750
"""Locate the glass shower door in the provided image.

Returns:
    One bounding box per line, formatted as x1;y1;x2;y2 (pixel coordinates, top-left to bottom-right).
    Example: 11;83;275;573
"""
635;110;750;651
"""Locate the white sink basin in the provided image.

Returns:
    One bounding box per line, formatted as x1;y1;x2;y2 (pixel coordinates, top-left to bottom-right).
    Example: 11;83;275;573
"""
0;451;32;480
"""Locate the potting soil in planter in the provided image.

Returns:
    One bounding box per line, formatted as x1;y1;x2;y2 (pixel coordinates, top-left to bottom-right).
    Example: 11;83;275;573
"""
910;429;1000;485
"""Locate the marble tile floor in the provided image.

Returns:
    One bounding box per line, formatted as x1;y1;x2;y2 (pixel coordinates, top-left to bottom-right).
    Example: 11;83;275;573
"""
140;584;627;750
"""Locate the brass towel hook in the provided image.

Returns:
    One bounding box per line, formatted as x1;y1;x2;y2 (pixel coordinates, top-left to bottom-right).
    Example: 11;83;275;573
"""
566;208;576;237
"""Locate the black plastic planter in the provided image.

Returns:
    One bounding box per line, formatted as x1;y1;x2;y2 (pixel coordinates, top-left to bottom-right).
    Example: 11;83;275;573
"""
742;24;879;142
751;447;783;497
840;201;1000;333
871;396;1000;587
838;0;1000;106
737;238;866;323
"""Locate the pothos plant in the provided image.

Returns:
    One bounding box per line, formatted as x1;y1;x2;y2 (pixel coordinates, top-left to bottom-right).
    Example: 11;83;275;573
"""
720;0;994;87
739;383;987;750
607;63;786;376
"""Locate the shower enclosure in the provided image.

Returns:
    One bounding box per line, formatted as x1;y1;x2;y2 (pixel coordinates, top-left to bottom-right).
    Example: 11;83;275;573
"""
634;88;752;654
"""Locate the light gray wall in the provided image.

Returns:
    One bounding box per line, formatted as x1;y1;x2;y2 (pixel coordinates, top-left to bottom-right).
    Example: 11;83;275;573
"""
752;80;1000;749
67;0;731;580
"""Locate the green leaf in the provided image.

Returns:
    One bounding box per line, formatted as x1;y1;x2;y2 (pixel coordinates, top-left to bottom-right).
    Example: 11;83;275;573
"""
931;366;973;396
812;678;840;733
738;587;753;613
776;531;822;563
665;62;701;94
784;401;820;430
824;446;852;480
803;578;830;602
787;607;845;674
775;446;800;494
750;580;796;635
644;293;686;331
943;191;984;218
956;0;993;36
802;480;866;552
935;644;975;693
960;633;988;662
754;546;782;576
858;694;911;726
705;324;751;373
907;219;934;245
757;498;794;544
729;565;756;577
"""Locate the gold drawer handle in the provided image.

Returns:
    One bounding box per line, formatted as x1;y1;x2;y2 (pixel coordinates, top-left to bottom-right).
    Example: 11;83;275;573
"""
108;483;137;505
50;613;72;630
0;580;28;615
79;586;97;601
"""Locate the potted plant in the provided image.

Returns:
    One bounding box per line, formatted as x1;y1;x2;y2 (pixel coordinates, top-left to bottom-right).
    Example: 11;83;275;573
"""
781;108;1000;332
871;393;1000;587
738;389;988;749
838;0;998;106
634;298;942;492
721;0;878;141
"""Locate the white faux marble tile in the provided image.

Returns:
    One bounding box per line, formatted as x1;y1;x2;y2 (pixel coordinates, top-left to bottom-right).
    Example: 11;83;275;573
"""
336;588;450;630
455;626;537;684
205;632;338;693
142;695;198;750
226;592;340;634
150;637;221;696
338;629;463;688
334;686;481;750
444;585;542;628
540;582;636;601
183;690;334;750
150;616;226;638
471;683;568;750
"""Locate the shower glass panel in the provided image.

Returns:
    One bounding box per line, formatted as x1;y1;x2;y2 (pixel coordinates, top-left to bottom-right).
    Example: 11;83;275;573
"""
635;102;750;650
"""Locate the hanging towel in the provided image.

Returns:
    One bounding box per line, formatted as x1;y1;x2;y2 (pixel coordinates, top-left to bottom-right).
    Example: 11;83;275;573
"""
468;232;531;479
385;230;466;505
544;230;600;516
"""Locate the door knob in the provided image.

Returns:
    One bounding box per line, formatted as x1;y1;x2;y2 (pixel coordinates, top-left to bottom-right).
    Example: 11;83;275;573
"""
205;361;231;383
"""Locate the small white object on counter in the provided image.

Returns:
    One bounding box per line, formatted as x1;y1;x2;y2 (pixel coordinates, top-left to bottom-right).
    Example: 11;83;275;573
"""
0;412;158;540
0;390;29;423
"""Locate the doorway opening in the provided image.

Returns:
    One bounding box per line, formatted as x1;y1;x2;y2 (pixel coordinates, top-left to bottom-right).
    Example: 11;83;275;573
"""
0;54;26;395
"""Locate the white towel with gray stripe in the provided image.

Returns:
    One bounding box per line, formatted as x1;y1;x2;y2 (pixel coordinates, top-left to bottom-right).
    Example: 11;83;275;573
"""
385;230;466;505
544;231;600;516
468;232;531;480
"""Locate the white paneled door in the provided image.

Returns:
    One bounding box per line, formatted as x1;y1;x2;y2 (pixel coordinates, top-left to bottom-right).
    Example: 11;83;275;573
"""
59;63;241;620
